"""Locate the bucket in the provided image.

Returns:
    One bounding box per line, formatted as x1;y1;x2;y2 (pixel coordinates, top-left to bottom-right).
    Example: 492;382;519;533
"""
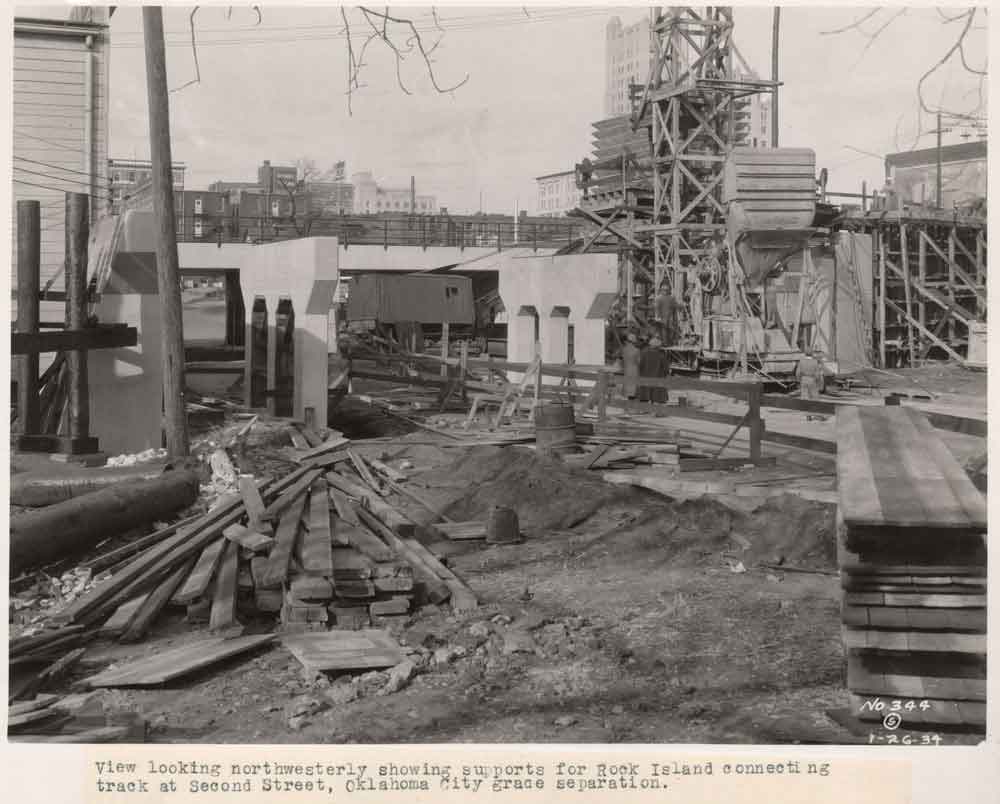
486;506;521;544
535;403;576;455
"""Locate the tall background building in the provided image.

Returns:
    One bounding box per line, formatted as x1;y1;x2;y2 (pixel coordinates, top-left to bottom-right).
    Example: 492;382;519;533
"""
108;158;186;213
604;15;652;118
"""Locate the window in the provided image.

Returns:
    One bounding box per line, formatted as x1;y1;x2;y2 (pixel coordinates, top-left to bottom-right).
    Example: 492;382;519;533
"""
194;220;203;237
113;171;121;182
218;196;226;213
127;171;135;182
445;285;459;299
271;200;280;217
194;197;203;214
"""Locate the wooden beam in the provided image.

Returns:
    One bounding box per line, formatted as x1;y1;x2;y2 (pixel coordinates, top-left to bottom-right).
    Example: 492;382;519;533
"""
11;326;138;356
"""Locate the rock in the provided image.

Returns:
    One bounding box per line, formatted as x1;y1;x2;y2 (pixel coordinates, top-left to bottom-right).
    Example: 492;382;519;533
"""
381;659;417;695
554;715;577;727
468;621;491;639
285;696;326;719
501;629;537;655
516;612;549;631
612;704;625;715
287;715;310;731
260;704;281;713
491;614;513;626
325;684;359;706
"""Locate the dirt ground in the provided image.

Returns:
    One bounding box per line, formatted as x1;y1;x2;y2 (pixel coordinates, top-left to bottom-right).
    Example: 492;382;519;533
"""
10;362;986;745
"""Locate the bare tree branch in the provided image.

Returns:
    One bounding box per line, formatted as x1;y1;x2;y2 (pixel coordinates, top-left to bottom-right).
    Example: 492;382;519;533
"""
819;8;881;36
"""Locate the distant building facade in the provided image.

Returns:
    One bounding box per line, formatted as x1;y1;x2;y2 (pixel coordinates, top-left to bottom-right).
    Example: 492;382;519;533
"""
174;190;232;241
257;160;298;193
535;170;582;217
109;158;185;213
604;15;653;118
305;181;355;215
884;140;987;209
352;171;436;214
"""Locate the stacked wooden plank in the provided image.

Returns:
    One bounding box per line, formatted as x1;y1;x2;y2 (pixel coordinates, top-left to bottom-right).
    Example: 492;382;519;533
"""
836;406;987;734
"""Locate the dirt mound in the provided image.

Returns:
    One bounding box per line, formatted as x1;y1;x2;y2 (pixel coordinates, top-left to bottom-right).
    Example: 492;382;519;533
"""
426;446;837;570
434;446;642;532
741;494;838;569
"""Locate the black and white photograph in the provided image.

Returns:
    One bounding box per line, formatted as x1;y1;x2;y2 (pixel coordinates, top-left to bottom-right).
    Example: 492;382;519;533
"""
5;2;991;758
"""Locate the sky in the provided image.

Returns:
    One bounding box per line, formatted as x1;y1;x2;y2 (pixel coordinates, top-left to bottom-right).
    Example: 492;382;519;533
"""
13;4;991;214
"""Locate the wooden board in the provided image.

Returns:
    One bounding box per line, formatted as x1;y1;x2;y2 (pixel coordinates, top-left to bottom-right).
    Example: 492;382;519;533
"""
259;494;308;589
848;665;986;702
836;406;987;529
295;436;350;462
339;519;394;562
238;475;271;534
119;558;196;643
435;521;488;541
328;488;361;528
260;468;322;523
287;428;310;450
222;524;273;553
172;538;227;606
209;540;240;632
300;481;334;576
82;634;276;687
844;592;987;608
842;605;986;632
331;545;375;579
100;594;151;637
841;627;987;653
280;629;404;673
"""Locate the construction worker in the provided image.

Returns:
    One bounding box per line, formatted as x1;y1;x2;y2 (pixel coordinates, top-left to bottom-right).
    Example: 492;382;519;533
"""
655;284;681;347
621;333;640;399
639;336;669;403
795;345;825;400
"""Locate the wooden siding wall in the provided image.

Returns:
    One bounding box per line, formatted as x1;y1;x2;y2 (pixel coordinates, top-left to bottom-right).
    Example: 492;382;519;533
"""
12;23;109;318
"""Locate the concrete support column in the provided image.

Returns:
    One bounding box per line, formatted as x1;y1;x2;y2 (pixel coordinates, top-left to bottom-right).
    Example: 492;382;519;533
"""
543;306;570;364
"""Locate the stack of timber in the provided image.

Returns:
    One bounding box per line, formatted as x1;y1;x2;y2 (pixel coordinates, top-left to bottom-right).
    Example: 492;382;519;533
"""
836;406;987;736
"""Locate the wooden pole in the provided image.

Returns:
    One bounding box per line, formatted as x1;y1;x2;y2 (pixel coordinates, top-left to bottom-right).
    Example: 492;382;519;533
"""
900;224;916;367
16;201;41;437
878;233;887;368
65;192;95;451
440;322;449;378
143;6;190;456
771;7;780;148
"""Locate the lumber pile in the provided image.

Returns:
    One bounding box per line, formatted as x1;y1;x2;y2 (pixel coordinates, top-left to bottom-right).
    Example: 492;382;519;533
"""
836;407;987;735
10;434;474;689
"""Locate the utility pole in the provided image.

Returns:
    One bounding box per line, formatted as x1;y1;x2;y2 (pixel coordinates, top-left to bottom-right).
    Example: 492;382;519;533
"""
771;7;780;148
143;6;190;456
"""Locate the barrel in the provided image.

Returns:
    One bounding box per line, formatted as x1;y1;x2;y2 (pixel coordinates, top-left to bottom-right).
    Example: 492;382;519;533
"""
535;402;576;455
486;506;521;544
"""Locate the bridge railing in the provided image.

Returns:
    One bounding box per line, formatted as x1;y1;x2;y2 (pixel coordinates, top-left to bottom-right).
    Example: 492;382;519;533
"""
175;213;581;251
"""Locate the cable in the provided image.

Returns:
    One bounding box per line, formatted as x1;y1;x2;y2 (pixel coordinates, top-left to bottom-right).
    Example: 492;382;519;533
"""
107;8;609;49
14;156;114;187
14;166;113;190
14;165;113;192
14;178;111;201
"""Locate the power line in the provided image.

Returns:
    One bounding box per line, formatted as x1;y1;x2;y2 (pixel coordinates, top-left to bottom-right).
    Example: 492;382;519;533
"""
108;8;593;39
14;156;113;186
107;8;609;49
14;178;111;200
14;165;113;192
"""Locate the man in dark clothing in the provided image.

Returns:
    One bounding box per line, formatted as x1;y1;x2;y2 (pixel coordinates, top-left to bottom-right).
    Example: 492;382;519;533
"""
655;288;682;347
621;333;641;399
638;336;669;403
